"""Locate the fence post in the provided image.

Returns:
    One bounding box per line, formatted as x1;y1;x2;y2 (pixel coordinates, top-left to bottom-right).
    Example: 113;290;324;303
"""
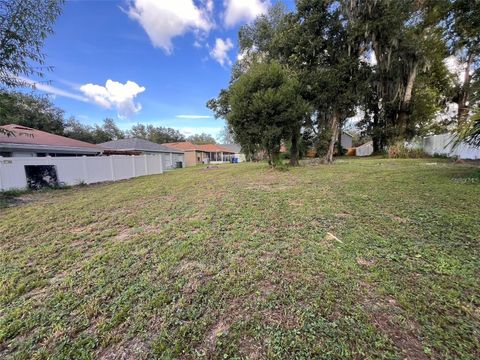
0;160;3;191
82;156;88;184
144;154;149;175
109;156;115;181
159;154;163;174
132;155;136;178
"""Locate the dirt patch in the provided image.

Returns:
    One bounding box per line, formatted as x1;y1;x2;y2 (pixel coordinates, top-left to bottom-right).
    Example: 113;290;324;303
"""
97;337;149;360
335;212;352;219
262;305;300;330
114;228;132;242
238;336;265;359
359;281;429;360
356;257;375;268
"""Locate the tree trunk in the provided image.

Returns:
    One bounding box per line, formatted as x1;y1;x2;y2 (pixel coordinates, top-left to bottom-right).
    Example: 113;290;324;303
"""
457;52;473;124
337;128;343;155
397;62;418;139
271;151;281;167
289;129;300;166
372;102;381;153
323;112;339;164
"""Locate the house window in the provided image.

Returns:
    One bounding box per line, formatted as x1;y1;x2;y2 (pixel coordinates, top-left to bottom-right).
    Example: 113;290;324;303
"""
0;151;12;157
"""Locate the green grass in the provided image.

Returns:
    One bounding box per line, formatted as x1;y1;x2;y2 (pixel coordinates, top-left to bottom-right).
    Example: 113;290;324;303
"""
1;158;479;359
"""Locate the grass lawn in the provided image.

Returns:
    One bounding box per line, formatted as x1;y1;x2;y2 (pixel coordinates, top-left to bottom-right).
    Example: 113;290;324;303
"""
1;158;479;359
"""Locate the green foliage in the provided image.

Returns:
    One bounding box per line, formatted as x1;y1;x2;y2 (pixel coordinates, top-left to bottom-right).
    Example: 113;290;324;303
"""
456;111;480;147
0;91;65;134
187;133;216;145
387;142;428;158
0;0;64;87
227;61;309;167
127;123;185;144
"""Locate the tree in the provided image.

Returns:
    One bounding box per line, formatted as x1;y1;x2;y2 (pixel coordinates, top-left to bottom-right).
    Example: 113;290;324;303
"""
217;125;235;144
226;61;309;167
456;111;480;147
446;0;480;124
148;126;185;144
187;133;216;145
0;91;65;134
90;118;125;143
0;0;64;88
126;123;185;143
63;117;96;143
279;0;365;163
346;0;453;150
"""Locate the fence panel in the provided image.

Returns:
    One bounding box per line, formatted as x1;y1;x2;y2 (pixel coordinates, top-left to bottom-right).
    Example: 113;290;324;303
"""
0;154;165;191
422;133;480;159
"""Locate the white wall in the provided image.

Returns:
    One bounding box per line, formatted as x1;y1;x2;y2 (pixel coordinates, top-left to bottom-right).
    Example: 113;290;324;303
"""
0;155;165;191
422;133;480;159
356;142;374;157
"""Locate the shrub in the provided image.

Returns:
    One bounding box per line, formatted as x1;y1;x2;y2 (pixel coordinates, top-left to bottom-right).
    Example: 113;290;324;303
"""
388;142;428;159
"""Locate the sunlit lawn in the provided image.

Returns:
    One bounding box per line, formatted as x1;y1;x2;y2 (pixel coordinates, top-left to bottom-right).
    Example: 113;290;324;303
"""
1;158;479;359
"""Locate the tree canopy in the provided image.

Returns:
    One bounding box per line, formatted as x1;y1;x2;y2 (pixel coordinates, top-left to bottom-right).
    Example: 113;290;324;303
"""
209;0;480;163
0;0;64;87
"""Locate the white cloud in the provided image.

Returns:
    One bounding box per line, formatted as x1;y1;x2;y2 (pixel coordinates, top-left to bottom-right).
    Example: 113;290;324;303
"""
223;0;270;27
210;38;234;66
18;77;88;102
127;0;214;54
176;114;212;119
80;80;146;119
180;126;222;136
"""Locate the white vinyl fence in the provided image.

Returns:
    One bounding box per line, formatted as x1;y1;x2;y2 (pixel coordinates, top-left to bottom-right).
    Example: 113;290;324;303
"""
421;133;480;159
0;155;165;191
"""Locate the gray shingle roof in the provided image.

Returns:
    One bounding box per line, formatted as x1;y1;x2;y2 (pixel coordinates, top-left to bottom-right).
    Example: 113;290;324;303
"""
100;138;184;154
220;144;242;153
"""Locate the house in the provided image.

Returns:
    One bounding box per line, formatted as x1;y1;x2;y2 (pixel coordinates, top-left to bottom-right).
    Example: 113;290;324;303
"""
99;138;185;169
163;142;235;167
0;124;102;157
220;144;246;162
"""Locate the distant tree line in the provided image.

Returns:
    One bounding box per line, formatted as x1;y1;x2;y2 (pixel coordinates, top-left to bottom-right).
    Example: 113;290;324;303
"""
0;91;217;145
0;1;218;145
208;0;480;166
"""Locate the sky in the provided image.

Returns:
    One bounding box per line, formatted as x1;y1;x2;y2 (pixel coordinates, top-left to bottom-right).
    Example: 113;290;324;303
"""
24;0;294;138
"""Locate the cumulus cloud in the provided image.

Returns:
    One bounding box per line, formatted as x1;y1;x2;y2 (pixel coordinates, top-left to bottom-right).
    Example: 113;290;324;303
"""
127;0;214;54
210;38;234;66
223;0;270;27
80;80;146;119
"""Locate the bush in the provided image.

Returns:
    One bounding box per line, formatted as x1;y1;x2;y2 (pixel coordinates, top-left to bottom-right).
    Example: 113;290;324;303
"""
388;142;428;159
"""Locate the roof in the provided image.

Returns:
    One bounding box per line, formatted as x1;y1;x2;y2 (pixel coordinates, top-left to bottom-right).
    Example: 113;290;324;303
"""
220;144;242;153
164;142;235;153
163;141;198;151
0;124;101;153
100;138;184;154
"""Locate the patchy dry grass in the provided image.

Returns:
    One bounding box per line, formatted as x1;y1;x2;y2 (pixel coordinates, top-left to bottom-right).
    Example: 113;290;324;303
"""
1;158;479;359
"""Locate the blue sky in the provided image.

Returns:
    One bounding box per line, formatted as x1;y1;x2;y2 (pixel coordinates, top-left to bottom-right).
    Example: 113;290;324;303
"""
25;0;294;138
